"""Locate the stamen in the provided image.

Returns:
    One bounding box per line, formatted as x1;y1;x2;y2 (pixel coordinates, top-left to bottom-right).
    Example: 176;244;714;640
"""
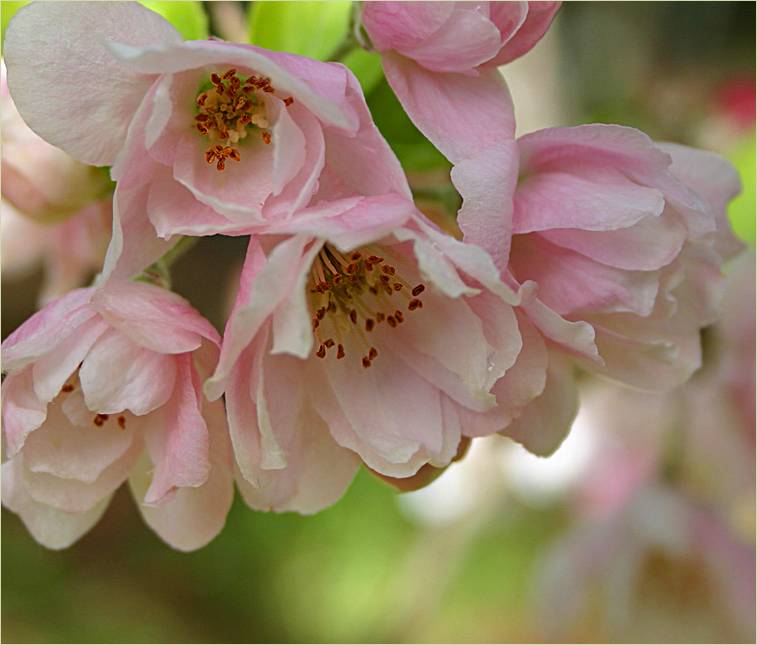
307;243;427;368
93;413;109;427
194;68;293;171
117;416;127;430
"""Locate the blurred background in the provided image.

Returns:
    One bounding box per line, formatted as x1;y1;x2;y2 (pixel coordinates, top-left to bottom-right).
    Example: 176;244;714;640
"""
1;2;755;642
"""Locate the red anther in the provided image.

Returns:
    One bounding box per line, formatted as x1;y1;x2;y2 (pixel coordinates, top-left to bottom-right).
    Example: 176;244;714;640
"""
381;265;396;275
216;158;226;171
284;97;294;106
362;357;371;368
349;310;358;324
412;284;426;296
365;319;375;332
387;316;397;328
211;73;222;85
368;347;378;360
393;283;402;291
117;416;126;429
93;413;109;427
205;149;216;164
61;384;75;393
316;344;327;358
223;68;237;79
394;310;404;323
350;251;362;261
262;132;272;145
228;148;241;162
195;113;209;122
337;344;345;359
324;339;335;348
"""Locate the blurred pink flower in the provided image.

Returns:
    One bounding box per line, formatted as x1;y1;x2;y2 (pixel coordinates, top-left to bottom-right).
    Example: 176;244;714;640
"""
1;199;112;305
4;2;410;282
361;1;560;270
1;61;111;224
1;60;113;302
508;125;744;390
1;282;232;551
203;195;592;511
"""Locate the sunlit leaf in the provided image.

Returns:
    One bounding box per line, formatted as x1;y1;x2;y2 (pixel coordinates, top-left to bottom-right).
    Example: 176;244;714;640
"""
248;1;352;60
1;1;28;48
727;132;756;246
140;1;208;41
341;48;384;96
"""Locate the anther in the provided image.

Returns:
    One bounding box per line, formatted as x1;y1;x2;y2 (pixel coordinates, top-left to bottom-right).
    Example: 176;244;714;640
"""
393;283;402;291
117;416;126;430
368;347;378;360
262;132;272;145
316;344;327;359
93;413;109;427
61;384;75;393
362;357;372;368
408;299;423;311
222;68;237;79
337;344;345;359
349;310;358;324
387;315;397;328
284;97;294;106
365;319;375;332
324;339;335;348
412;284;426;296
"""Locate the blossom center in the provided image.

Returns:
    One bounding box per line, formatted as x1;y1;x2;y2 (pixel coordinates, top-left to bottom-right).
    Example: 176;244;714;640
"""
60;379;127;430
308;245;426;368
194;68;294;171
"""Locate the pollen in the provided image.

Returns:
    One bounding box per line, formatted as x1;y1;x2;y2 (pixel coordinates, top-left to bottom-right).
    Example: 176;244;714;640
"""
308;244;426;368
194;68;293;171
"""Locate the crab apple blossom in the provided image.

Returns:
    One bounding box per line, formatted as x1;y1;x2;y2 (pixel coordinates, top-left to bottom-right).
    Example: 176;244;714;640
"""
0;60;112;225
1;282;233;551
202;194;595;511
4;1;411;282
360;1;560;270
507;125;744;390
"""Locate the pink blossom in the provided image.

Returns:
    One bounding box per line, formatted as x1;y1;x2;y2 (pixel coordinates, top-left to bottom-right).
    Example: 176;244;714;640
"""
1;60;113;302
4;2;410;282
1;282;232;551
202;195;593;511
1;61;112;225
361;1;560;270
508;125;744;390
1;199;112;305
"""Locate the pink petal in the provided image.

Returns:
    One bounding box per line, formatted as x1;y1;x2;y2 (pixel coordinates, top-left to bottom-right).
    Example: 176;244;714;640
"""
320;339;445;472
263;105;325;219
1;368;48;458
269;97;307;196
23;391;134;484
172;131;273;222
79;329;177;416
4;1;181;165
1;287;95;372
206;236;309;398
265;195;414;251
147;168;245;238
143;354;211;504
31;317;109;404
539;212;688;271
22;433;142;513
512;170;665;233
129;397;233;551
362;2;455;53
108;39;357;131
451;141;518;271
501;351;577;456
510;235;660;317
92;280;220;354
401;4;503;72
381;52;515;163
488;1;561;66
2;457;111;550
314;70;412;203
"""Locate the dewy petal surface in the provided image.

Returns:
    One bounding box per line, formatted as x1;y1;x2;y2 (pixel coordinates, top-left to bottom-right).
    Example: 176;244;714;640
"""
4;1;182;165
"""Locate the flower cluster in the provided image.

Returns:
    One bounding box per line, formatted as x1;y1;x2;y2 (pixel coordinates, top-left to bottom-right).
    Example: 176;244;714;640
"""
1;1;743;550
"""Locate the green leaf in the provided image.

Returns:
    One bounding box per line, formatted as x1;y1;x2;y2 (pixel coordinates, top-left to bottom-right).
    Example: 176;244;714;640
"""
248;1;352;60
1;1;28;48
140;1;208;40
341;48;384;96
726;132;756;246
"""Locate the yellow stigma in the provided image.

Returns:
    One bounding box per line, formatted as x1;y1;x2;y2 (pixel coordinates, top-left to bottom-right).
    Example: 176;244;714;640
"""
308;245;426;368
193;68;294;171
